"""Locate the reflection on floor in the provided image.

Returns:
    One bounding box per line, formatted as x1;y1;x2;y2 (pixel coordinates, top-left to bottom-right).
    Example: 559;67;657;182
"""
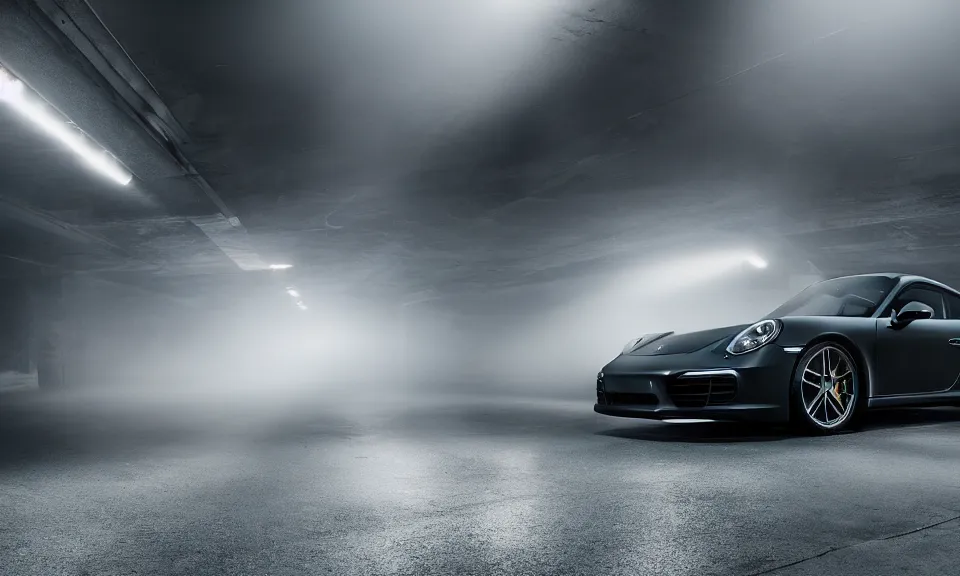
2;389;960;576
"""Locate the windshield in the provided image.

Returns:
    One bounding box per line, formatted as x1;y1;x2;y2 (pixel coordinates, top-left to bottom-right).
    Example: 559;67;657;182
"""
766;276;899;318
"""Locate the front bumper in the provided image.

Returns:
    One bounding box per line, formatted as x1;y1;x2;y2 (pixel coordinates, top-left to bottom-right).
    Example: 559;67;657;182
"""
593;402;785;423
594;343;798;423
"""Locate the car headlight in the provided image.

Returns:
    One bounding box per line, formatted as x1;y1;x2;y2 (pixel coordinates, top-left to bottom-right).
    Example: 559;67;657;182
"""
726;319;781;355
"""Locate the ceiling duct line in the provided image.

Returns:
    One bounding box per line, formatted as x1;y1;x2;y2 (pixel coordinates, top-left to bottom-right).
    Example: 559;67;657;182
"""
27;0;243;229
18;0;306;276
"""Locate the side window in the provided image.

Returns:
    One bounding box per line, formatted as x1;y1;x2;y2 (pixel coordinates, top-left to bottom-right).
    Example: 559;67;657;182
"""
886;285;946;319
945;292;960;320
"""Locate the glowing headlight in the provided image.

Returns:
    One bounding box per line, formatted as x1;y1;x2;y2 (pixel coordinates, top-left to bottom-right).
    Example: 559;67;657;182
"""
726;319;781;355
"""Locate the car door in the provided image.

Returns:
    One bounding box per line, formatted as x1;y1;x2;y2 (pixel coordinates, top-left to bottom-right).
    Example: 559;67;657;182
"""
874;283;960;396
943;289;960;389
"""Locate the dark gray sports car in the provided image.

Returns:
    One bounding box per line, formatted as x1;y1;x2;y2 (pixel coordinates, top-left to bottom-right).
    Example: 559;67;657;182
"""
595;273;960;433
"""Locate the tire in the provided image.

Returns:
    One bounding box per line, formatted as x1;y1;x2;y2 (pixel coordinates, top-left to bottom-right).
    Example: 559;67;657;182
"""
790;341;866;435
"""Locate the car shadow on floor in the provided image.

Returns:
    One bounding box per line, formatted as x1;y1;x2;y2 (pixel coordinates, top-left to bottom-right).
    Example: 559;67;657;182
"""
598;407;960;443
597;421;794;443
860;407;960;431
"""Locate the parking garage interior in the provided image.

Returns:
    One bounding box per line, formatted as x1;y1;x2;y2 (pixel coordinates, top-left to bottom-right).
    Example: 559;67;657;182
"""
3;1;960;575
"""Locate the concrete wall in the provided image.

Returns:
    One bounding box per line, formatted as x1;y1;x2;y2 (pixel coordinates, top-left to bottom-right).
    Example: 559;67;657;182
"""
56;275;190;389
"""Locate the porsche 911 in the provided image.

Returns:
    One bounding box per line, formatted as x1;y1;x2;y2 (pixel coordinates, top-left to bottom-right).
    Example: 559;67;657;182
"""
595;273;960;433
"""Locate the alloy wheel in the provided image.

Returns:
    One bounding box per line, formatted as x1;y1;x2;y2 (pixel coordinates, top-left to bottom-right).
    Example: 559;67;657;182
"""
799;345;857;429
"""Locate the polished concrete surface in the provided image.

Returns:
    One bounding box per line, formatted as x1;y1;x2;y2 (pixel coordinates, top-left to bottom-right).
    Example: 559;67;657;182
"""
2;390;960;575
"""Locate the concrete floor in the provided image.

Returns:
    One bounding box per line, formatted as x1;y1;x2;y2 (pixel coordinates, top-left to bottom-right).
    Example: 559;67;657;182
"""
2;390;960;576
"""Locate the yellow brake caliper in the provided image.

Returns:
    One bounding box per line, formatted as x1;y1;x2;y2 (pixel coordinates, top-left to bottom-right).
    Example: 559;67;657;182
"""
831;377;845;408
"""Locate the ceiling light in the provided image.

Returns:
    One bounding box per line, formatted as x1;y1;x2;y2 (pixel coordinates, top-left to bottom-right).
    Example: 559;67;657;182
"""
268;264;293;270
641;249;769;287
296;301;308;311
0;66;133;186
286;288;300;298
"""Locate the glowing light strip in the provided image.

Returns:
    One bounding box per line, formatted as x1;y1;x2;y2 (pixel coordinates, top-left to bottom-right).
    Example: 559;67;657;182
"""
745;254;768;269
0;66;132;185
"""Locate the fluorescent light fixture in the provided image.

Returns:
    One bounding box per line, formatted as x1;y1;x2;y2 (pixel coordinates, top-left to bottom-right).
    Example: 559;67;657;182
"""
286;288;300;298
268;264;293;270
0;66;133;186
745;254;768;269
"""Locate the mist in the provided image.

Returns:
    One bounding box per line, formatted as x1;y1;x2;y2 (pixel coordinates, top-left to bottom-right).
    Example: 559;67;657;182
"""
8;1;960;574
28;242;824;436
46;276;419;432
460;249;822;397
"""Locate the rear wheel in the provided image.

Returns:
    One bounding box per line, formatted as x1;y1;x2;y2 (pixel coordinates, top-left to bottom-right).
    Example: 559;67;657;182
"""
791;342;864;434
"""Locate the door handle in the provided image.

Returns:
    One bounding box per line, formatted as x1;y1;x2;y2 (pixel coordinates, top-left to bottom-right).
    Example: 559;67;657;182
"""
950;338;960;347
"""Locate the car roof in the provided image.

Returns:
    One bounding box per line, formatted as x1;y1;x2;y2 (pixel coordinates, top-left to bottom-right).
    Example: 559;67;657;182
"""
831;272;904;279
828;272;959;295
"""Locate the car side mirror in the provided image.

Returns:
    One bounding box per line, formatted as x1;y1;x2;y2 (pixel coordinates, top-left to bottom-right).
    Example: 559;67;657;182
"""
891;301;935;328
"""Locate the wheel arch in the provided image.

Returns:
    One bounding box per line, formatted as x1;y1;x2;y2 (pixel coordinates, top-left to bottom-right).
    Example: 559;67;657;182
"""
787;334;872;432
793;333;871;395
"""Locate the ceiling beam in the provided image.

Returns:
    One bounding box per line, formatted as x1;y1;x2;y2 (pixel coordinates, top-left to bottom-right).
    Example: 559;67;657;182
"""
31;0;190;144
0;0;182;180
26;0;243;228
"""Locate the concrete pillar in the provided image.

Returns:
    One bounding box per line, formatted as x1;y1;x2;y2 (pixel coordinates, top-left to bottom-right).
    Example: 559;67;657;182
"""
30;275;66;390
0;280;30;375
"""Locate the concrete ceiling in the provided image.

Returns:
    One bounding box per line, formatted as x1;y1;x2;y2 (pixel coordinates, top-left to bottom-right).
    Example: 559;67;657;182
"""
2;0;960;310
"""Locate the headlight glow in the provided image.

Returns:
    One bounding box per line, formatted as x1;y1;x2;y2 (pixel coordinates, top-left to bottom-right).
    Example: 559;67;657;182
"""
726;319;781;355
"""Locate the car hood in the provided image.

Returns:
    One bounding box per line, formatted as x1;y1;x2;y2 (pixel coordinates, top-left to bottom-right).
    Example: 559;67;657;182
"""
627;324;750;356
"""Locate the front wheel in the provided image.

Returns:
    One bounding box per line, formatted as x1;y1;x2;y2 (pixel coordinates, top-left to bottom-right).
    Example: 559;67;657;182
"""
790;342;864;434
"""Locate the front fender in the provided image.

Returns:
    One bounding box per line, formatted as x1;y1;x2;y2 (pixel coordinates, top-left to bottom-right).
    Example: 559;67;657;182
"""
776;316;878;396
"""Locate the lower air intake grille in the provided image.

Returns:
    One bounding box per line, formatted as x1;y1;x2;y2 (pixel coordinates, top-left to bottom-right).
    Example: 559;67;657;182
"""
667;374;738;408
600;392;659;407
